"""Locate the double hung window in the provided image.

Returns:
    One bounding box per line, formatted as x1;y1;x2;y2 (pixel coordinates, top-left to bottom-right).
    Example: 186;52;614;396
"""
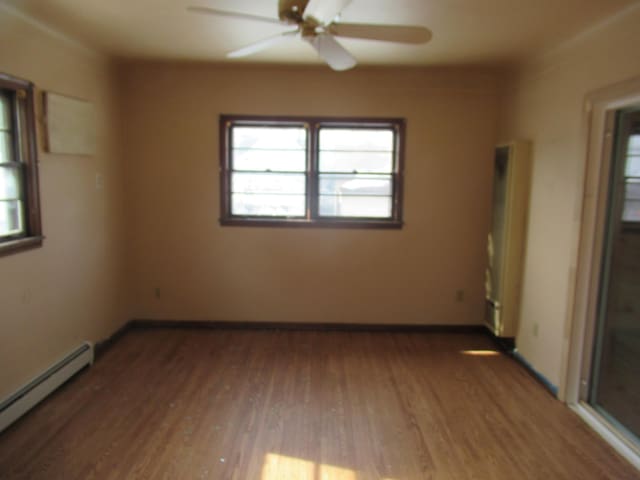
0;73;41;256
220;115;404;228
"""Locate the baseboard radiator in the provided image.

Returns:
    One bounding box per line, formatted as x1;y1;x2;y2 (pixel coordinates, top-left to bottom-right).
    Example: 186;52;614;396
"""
0;342;94;433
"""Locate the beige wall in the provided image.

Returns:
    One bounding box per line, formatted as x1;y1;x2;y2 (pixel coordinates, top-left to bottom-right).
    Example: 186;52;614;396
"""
498;5;640;389
121;64;499;326
0;8;127;399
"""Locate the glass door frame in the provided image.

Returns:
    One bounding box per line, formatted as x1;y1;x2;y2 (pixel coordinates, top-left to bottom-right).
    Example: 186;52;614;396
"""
564;77;640;469
587;107;640;441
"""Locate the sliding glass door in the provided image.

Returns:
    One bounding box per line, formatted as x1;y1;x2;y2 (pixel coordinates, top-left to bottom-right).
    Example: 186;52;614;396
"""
590;108;640;443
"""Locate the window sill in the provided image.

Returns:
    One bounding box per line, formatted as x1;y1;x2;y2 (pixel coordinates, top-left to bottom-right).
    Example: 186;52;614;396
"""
0;236;44;257
220;217;403;230
622;221;640;233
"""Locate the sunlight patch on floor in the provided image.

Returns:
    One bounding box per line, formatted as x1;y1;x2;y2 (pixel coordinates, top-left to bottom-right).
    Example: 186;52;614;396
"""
262;453;364;480
460;349;500;356
262;453;314;479
319;463;358;479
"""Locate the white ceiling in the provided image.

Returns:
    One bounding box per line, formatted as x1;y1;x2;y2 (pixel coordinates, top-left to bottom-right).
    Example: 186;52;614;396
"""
2;0;638;67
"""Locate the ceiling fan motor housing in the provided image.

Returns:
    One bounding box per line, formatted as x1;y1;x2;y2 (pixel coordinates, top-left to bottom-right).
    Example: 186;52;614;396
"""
278;0;310;24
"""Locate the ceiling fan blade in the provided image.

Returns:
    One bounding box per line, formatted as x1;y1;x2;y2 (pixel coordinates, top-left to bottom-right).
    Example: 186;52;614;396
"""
303;0;352;25
227;30;299;58
187;6;283;25
304;33;356;71
329;22;432;44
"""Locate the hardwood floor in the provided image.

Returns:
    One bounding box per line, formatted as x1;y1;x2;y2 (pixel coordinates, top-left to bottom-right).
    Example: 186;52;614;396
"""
0;329;637;479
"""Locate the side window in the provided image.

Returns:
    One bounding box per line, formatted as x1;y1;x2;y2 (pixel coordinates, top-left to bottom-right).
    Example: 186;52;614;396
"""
0;73;42;256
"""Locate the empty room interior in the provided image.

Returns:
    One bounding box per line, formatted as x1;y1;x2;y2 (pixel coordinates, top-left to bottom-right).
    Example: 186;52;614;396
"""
1;0;640;478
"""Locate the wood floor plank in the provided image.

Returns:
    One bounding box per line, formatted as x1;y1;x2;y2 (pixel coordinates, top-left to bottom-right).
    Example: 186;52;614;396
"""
0;329;638;479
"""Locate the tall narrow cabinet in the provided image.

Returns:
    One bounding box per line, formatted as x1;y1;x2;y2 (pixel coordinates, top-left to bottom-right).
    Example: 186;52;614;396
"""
485;141;532;339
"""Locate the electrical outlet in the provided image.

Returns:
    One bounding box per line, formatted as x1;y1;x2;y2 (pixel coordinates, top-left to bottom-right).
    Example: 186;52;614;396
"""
154;287;161;299
455;289;465;302
533;323;539;337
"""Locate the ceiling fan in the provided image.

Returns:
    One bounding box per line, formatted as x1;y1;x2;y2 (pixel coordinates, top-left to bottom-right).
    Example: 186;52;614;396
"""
187;0;432;71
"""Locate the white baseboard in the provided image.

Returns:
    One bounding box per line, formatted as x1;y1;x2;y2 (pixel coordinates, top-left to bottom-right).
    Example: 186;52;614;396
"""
0;342;94;433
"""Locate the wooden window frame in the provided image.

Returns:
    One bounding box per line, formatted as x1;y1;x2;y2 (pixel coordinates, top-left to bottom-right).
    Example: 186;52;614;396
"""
219;115;405;229
0;72;42;257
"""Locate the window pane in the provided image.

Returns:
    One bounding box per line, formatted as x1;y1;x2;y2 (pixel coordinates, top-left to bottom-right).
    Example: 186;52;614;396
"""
627;135;640;155
0;94;11;131
319;195;392;218
623;180;640;222
319;173;392;196
317;127;396;220
232;193;305;217
232;149;306;172
229;126;307;218
0;131;14;163
626;179;640;200
319;128;393;152
0;165;22;200
0;199;23;236
232;172;306;195
319;151;393;173
623;200;640;222
625;155;640;177
232;126;306;150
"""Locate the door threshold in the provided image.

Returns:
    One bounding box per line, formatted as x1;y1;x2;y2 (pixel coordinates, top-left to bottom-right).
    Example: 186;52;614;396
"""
571;402;640;471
